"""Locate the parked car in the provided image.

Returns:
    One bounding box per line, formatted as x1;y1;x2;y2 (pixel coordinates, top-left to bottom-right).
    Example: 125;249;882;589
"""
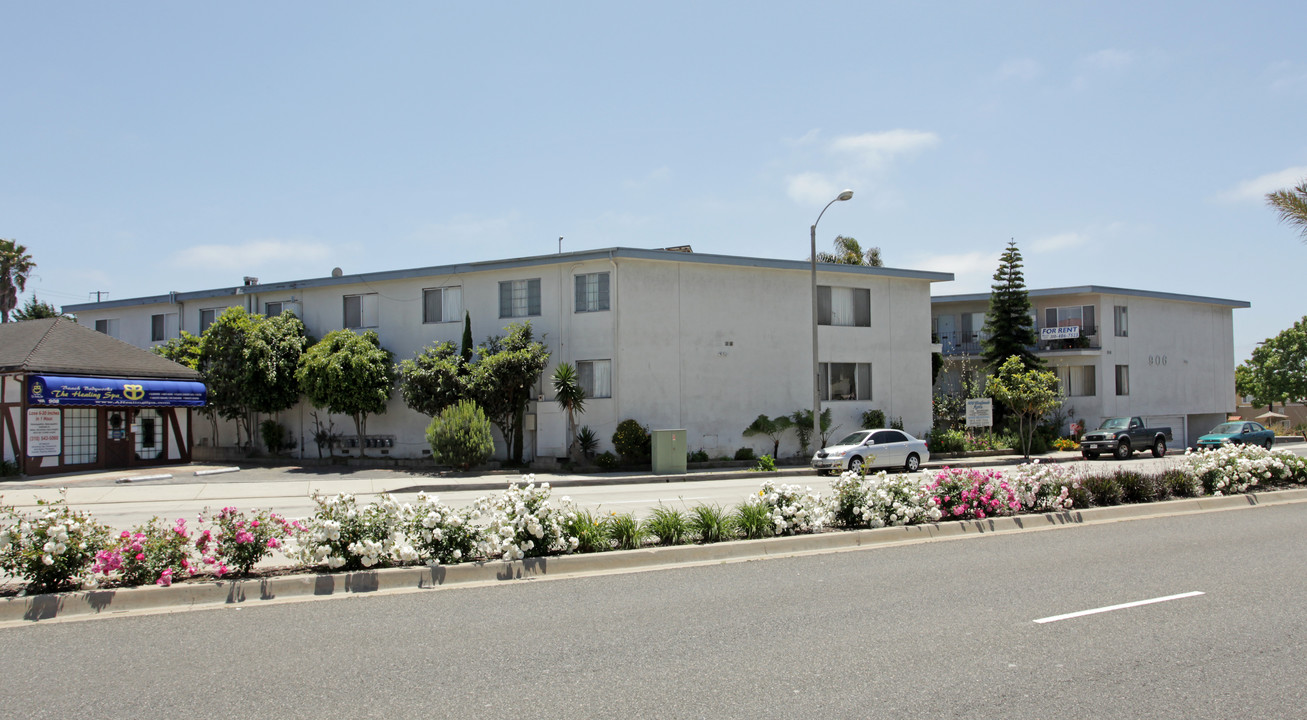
811;428;930;475
1195;421;1275;451
1079;416;1172;460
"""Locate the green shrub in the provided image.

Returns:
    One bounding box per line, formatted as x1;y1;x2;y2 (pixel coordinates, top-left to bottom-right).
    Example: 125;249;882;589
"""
688;504;734;543
1114;470;1161;504
734;447;756;461
1160;468;1198;498
1027;433;1049;455
0;460;18;477
1081;474;1123;506
754;454;777;472
861;409;886;429
0;492;110;594
732;499;774;540
644;506;689;546
425;399;495;470
612;419;651;461
687;449;710;463
929;428;966;453
562;508;609;553
606;512;645;550
594;451;619;470
260;419;287;454
889;416;905;431
1065;484;1092;509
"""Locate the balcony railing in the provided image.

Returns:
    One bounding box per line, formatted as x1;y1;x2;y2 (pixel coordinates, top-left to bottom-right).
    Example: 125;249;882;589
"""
933;325;1100;356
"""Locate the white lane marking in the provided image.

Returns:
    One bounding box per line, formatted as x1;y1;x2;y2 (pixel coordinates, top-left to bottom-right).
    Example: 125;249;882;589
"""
1034;591;1205;624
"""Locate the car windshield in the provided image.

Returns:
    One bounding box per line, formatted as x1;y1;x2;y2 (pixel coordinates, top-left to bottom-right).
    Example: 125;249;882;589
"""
1210;422;1243;434
1099;418;1130;430
835;431;871;446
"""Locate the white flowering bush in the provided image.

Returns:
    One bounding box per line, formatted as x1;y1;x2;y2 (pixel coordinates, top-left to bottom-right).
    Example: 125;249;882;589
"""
757;480;828;535
402;492;481;564
829;471;941;528
1009;460;1081;512
473;478;578;560
1181;444;1307;496
0;491;110;594
287;492;405;571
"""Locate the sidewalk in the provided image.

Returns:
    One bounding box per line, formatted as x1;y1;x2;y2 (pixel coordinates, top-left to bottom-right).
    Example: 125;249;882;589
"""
0;451;1085;508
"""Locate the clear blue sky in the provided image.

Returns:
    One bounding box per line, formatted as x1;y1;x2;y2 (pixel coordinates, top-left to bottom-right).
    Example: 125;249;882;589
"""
3;1;1304;362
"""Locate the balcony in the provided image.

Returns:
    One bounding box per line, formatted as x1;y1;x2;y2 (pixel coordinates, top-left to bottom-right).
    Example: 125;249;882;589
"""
933;325;1100;357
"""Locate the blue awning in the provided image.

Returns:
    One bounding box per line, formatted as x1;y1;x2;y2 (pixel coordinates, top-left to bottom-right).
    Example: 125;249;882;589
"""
28;375;207;408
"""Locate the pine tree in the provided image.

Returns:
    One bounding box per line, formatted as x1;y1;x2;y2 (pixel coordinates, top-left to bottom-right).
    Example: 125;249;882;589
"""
981;240;1041;372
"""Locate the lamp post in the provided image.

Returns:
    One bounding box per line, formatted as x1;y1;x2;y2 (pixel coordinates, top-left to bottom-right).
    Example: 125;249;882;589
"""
811;189;854;455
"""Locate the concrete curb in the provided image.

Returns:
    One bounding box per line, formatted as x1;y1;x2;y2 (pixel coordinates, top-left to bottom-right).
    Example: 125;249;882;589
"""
8;486;1302;625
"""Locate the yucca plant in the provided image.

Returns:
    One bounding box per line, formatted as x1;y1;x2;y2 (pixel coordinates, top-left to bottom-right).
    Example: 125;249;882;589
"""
1113;470;1160;504
688;504;734;544
562;508;609;553
606;512;646;550
643;505;689;546
732;499;774;540
1081;474;1123;506
1160;468;1199;498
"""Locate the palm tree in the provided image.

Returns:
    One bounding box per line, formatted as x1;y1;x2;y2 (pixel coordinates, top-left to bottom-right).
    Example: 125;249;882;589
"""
0;239;36;323
816;235;883;266
1267;178;1307;242
742;414;794;458
551;362;587;461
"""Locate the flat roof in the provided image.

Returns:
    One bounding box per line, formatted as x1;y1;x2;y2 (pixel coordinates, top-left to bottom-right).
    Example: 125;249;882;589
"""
931;284;1250;309
64;247;955;312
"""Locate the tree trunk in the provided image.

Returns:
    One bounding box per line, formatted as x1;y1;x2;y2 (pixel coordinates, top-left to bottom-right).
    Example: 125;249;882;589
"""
354;412;367;457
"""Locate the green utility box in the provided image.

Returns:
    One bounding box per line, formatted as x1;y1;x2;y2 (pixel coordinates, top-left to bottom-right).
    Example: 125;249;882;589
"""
651;429;688;475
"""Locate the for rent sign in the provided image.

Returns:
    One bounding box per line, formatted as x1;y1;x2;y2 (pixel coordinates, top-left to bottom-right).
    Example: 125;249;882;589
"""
1040;326;1080;341
27;408;62;457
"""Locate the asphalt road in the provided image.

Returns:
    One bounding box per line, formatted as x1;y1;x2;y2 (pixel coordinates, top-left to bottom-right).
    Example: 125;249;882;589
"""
2;501;1305;719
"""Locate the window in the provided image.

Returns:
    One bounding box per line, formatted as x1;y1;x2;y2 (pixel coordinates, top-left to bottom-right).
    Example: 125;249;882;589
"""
1114;305;1128;337
1056;365;1097;397
1115;365;1130;396
134;408;163;460
817;286;871;327
961;312;986;341
577;360;612;399
1044;305;1096;334
199;309;218;333
819;362;872;401
871;430;907;444
343;293;379;328
94;319;119;337
152;313;177;342
62;409;97;465
499;279;541;318
265;302;283;317
423;286;462;323
574;272;610;313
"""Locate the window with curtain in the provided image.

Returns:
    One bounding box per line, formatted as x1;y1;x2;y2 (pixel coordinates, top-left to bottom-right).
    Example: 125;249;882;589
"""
819;362;872;401
343;293;379;328
577;360;612;398
1115;365;1130;395
575;272;610;312
1056;365;1097;396
1114;305;1128;337
423;286;462;323
499;279;541;318
817;286;871;327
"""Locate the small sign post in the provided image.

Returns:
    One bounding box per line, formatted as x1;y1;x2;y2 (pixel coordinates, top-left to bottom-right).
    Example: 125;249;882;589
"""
965;398;993;429
27;408;62;457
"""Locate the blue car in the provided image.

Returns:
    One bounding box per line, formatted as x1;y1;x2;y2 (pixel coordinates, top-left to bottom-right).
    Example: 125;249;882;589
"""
1195;421;1275;451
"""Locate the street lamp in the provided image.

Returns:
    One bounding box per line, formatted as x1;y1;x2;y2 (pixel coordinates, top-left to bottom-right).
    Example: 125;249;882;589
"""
811;189;854;456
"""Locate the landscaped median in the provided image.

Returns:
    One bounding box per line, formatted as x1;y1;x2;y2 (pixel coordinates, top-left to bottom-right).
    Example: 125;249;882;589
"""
3;444;1306;624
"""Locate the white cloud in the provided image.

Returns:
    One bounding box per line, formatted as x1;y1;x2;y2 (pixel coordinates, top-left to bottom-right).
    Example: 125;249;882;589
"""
829;130;941;168
169;238;331;271
1218;166;1307;203
1030;232;1087;253
1080;48;1134;71
786;171;843;206
997;58;1043;81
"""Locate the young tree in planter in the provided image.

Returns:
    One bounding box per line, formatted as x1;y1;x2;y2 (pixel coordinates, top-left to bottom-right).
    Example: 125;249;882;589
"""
981;240;1041;372
426;399;495;470
397;340;468;417
469;322;549;464
551;362;587;461
742;414;793;458
199;307;259;448
154;330;219;446
245;310;310;421
296;329;397;457
986;355;1062;460
789;408;836;452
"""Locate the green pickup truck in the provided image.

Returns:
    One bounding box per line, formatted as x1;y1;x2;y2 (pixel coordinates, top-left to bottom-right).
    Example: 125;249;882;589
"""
1079;416;1173;460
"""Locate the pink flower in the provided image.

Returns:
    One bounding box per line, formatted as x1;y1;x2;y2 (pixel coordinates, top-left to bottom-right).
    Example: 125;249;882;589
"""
266;537;281;549
156;568;173;586
235;531;254;544
251;520;260;528
120;530;130;538
135;553;145;561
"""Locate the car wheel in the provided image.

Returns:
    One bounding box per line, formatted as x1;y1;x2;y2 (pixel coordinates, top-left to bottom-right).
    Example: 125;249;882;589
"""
1114;440;1131;460
904;453;920;473
1152;438;1167;458
1265;439;1274;450
848;457;864;476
